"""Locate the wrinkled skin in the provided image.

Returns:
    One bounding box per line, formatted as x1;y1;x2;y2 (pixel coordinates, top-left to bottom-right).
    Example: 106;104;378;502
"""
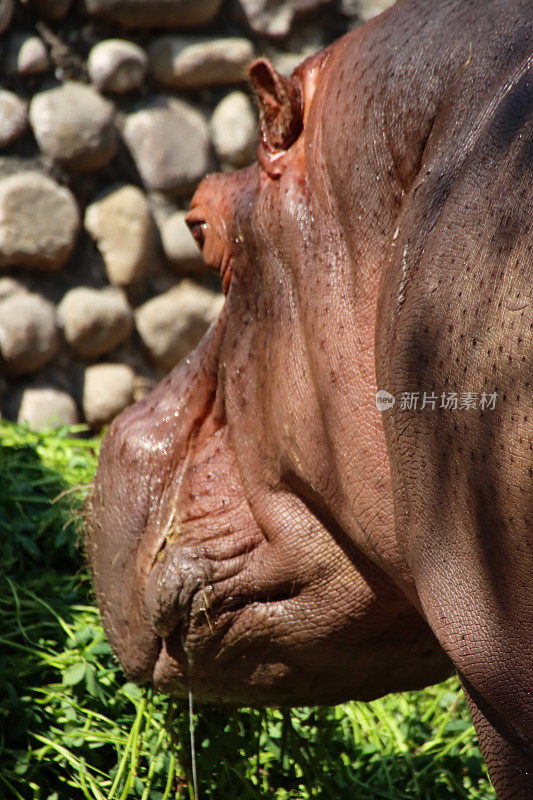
86;0;533;796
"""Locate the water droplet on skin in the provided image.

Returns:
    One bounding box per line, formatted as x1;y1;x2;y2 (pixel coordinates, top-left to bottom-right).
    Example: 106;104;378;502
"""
397;243;409;306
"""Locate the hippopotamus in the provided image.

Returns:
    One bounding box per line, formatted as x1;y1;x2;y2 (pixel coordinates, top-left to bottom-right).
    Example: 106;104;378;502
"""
86;0;533;795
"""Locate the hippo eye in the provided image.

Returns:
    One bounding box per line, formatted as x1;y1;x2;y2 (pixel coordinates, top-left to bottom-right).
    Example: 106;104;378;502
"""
187;219;206;250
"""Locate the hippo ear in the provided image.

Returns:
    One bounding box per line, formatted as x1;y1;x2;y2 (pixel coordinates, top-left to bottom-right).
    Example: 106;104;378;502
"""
249;58;302;153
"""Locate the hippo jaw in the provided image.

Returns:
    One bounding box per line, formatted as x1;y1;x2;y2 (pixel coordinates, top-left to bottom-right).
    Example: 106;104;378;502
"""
86;290;450;704
86;324;416;704
87;322;450;705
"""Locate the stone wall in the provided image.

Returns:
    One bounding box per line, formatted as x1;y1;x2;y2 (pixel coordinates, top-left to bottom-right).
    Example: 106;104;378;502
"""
0;0;393;429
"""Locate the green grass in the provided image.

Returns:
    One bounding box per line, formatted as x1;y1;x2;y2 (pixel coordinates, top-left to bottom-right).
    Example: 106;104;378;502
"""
0;420;494;800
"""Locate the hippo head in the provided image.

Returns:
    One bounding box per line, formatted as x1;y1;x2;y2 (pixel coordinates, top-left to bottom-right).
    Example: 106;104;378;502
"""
86;41;450;706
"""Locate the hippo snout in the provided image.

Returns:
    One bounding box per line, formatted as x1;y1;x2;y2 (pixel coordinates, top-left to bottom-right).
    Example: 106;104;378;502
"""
86;402;162;682
86;322;229;687
87;389;220;687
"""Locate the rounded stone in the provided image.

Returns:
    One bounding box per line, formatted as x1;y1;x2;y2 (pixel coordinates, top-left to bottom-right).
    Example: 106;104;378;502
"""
0;293;58;375
339;0;358;11
83;362;135;428
57;286;134;360
0;277;27;302
123;97;209;197
18;388;78;429
349;0;395;21
29;82;117;172
0;91;28;148
82;0;223;29
232;0;295;37
274;52;303;77
0;0;14;35
210;91;256;167
0;172;79;271
149;36;254;88
30;0;73;19
135;280;224;371
5;35;50;76
237;0;334;37
159;211;205;274
85;185;153;286
88;39;148;94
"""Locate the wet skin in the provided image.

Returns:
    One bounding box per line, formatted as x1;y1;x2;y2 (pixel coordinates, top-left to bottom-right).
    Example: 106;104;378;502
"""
86;1;533;796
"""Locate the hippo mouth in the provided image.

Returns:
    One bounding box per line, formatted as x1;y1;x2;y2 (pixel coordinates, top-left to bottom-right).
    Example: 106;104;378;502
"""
85;318;227;686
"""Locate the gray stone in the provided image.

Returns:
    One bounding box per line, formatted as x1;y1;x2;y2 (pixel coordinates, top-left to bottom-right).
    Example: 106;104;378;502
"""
0;91;28;148
339;0;358;12
274;52;303;77
0;0;13;35
88;39;148;94
83;362;135;427
159;211;206;274
85;185;153;286
29;82;117;172
149;36;254;88
210;90;256;167
5;34;50;76
346;0;395;20
82;0;223;29
123;98;209;197
30;0;73;19
234;0;331;38
58;286;133;360
18;388;78;429
0;292;58;374
0;277;27;302
0;172;79;271
135;280;224;370
285;18;328;54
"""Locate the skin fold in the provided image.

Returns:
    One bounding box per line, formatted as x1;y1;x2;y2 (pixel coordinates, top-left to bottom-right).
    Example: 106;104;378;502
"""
86;0;533;796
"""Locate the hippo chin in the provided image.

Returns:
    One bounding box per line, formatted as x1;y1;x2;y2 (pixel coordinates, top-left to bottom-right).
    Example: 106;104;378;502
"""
86;0;533;796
